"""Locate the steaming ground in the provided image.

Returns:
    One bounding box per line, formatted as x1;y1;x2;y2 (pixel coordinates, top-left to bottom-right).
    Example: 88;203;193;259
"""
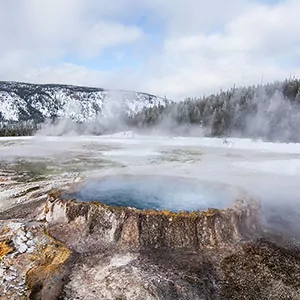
0;131;300;235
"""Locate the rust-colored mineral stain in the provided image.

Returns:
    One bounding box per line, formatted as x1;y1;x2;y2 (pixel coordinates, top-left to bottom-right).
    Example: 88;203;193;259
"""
0;240;14;259
26;241;73;300
48;189;63;200
0;227;11;235
90;200;223;219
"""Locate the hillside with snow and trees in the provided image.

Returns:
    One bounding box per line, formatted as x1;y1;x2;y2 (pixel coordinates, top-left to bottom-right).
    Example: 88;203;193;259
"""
0;79;300;142
0;81;168;136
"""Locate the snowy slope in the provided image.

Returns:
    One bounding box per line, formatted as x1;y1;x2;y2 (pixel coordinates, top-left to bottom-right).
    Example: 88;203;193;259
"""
0;81;169;123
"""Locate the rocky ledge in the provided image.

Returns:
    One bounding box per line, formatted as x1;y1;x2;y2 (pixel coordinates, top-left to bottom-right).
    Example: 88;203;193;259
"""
1;191;300;299
44;192;263;253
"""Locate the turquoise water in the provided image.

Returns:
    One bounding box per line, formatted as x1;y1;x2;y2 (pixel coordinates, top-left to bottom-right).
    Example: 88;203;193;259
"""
64;175;235;212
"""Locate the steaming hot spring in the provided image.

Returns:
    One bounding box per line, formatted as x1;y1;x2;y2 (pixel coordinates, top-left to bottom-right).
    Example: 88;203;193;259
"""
60;174;300;244
63;175;241;212
2;134;300;299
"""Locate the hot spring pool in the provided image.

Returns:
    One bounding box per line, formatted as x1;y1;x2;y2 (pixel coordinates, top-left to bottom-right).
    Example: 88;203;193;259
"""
64;175;242;212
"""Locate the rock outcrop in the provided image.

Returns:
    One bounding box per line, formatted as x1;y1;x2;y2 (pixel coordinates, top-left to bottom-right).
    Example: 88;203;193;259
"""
1;189;300;299
44;194;262;253
0;221;74;299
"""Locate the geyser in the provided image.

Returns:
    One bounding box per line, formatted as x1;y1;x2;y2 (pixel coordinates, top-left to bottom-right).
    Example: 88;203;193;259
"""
64;175;241;212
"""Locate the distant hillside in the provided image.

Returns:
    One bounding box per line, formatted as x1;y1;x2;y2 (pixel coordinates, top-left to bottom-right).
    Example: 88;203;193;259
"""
127;79;300;142
0;81;168;123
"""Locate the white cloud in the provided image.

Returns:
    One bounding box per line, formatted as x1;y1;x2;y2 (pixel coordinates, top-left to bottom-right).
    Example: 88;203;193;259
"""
76;22;143;58
0;0;300;100
0;0;143;76
145;0;250;36
23;63;144;92
142;0;300;99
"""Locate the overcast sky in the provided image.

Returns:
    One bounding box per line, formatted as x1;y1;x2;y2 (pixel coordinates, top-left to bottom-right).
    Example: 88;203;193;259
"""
0;0;299;100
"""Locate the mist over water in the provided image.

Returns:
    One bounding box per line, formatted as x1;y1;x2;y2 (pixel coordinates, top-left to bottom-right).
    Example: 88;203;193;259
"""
253;184;300;240
64;175;239;212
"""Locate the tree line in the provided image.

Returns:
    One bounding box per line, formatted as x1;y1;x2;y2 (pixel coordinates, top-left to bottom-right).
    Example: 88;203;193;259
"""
125;79;300;142
0;121;40;136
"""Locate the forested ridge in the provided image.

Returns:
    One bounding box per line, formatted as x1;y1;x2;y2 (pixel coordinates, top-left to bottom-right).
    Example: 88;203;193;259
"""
126;79;300;142
1;78;300;142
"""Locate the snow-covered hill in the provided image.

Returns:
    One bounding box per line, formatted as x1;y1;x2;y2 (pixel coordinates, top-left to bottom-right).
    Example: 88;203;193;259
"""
0;81;169;123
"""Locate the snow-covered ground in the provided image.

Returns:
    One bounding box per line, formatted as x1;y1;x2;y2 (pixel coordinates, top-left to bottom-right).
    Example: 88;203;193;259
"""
0;131;300;216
